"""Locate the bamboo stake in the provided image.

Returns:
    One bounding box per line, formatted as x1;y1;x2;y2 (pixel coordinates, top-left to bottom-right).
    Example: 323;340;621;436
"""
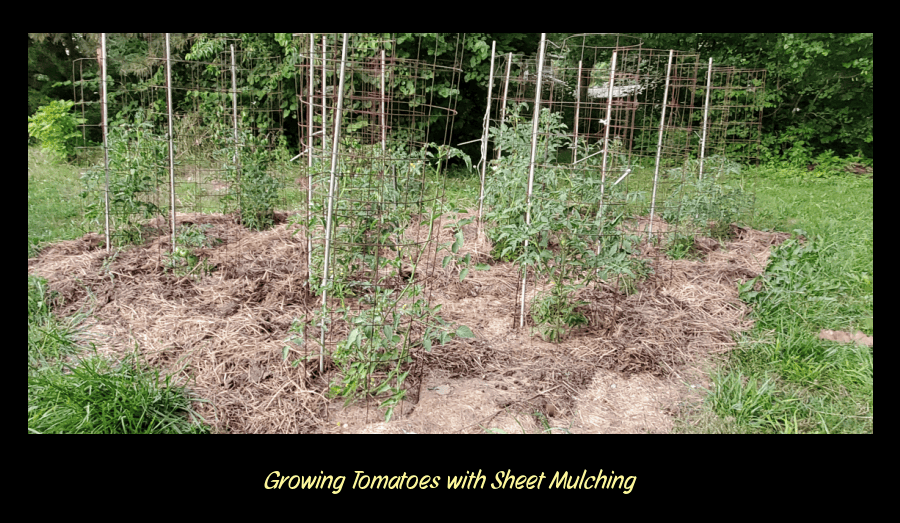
520;33;546;329
495;53;512;160
698;57;713;181
381;48;386;158
100;33;110;253
595;51;618;256
573;60;582;164
477;41;497;235
307;34;315;288
229;44;241;232
320;33;349;373
231;45;238;167
165;34;176;246
648;50;674;239
322;35;327;159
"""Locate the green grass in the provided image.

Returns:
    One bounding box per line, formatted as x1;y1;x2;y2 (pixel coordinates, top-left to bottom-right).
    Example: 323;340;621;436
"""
172;158;307;216
28;147;85;257
28;274;85;369
677;169;873;433
436;164;481;210
28;350;210;434
435;160;873;433
27;272;210;434
460;157;874;433
28;146;211;434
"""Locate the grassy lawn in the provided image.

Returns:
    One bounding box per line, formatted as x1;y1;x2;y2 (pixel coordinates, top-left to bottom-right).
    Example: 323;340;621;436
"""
677;169;874;433
27;145;873;433
27;147;84;257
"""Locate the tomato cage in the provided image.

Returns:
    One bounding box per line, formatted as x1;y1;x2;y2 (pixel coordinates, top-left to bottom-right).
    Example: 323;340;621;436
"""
292;33;466;420
698;65;766;175
70;33;293;270
475;34;761;336
57;33;467;428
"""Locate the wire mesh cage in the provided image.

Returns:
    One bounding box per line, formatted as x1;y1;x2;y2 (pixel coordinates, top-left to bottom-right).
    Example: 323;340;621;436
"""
71;33;296;272
293;33;466;419
478;34;761;339
63;32;472;425
701;66;766;172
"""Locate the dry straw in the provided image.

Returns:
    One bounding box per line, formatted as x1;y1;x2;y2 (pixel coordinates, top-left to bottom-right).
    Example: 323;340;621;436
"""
29;211;789;433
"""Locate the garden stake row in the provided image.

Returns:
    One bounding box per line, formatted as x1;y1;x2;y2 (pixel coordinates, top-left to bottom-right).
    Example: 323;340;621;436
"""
296;34;468;421
57;33;766;429
478;34;763;342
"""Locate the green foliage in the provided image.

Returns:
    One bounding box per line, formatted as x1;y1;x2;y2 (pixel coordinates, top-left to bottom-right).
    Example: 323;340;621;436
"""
80;111;166;246
29;33;873;167
28;351;209;434
440;212;476;283
446;33;541;160
239;147;281;231
27;100;85;159
665;233;697;260
28;34;101;136
739;233;843;314
664;173;754;240
484;103;649;335
531;284;588;342
754;165;814;179
184;35;226;61
303;140;470;300
176;223;218;248
291;140;474;421
28;33;875;434
163;224;218;279
807;150;853;174
803;150;872;178
639;33;873;163
483;104;562;262
324;283;474;422
771;33;873;160
328;289;411;419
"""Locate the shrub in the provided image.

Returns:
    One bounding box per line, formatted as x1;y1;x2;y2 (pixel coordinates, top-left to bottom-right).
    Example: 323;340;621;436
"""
27;100;85;160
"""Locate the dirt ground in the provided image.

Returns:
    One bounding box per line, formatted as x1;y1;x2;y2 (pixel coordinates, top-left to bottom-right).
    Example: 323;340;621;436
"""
28;209;791;433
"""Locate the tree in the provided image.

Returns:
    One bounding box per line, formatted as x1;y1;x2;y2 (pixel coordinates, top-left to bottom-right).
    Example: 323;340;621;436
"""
636;33;874;162
30;33;872;165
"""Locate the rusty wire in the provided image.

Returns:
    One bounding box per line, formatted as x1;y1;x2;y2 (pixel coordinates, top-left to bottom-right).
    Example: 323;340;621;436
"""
479;35;764;340
294;34;466;420
71;34;291;271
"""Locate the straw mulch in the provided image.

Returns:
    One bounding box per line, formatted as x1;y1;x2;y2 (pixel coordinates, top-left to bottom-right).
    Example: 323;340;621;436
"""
28;208;791;433
29;212;328;433
377;217;793;426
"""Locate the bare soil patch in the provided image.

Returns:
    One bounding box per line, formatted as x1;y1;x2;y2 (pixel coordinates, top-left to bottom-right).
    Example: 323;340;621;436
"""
817;329;873;348
28;210;790;433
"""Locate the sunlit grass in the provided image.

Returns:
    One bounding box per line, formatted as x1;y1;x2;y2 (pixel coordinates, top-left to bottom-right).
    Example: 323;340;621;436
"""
677;170;873;433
